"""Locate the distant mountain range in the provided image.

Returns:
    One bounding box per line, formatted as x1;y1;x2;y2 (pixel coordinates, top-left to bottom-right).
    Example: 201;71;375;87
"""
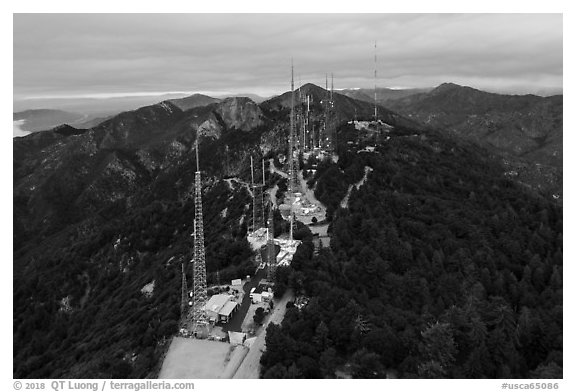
220;93;269;103
338;87;433;105
13;109;87;133
167;94;221;111
13;82;563;198
14;81;562;244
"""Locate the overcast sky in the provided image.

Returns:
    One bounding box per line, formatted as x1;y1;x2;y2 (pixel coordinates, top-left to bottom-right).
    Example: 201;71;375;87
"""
13;13;563;102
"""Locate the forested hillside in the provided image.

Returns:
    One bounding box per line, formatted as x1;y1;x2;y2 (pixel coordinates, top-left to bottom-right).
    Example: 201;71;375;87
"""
13;98;273;378
261;127;562;379
385;83;563;200
14;85;562;379
13;177;255;378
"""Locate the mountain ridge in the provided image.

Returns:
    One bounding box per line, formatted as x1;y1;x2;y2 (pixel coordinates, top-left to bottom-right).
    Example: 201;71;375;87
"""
384;82;562;199
166;93;221;112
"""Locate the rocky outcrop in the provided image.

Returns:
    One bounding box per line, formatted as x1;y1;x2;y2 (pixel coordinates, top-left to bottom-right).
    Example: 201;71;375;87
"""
215;97;263;131
197;117;223;139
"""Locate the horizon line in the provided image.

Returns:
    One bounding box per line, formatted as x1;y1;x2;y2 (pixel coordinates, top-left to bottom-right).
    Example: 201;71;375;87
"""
14;82;563;103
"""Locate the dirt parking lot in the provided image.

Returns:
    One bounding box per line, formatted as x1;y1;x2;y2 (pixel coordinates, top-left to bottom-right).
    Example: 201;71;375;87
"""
159;338;245;379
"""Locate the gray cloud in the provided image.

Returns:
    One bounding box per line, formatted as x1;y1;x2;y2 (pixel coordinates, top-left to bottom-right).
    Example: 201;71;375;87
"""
14;13;562;101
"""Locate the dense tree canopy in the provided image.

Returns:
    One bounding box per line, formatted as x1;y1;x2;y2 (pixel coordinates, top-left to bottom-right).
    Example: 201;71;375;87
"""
13;176;254;378
261;128;562;379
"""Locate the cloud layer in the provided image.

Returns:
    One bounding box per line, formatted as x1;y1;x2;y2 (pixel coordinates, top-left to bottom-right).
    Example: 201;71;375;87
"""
14;13;562;100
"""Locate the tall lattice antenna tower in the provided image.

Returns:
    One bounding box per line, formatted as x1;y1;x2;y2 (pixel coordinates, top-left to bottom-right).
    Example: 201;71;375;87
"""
374;40;378;122
288;60;296;242
191;138;208;336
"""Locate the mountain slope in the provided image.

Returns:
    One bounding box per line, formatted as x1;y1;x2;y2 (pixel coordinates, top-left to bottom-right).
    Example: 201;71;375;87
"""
13;98;269;378
385;83;562;199
14;97;268;249
262;128;562;379
14;88;402;378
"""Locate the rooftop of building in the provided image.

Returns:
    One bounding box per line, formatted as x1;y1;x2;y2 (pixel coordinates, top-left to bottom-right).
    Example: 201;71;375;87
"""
205;294;234;314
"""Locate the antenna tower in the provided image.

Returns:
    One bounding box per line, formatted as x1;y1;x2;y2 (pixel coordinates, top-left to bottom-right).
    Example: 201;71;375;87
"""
330;73;336;152
266;200;276;282
262;159;267;226
300;89;306;152
305;95;310;151
324;74;329;150
288;61;297;242
374;40;378;122
191;138;208;336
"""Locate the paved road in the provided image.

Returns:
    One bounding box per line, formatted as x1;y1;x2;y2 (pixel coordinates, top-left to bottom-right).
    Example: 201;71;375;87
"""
232;289;295;379
269;158;289;179
297;170;331;247
223;267;266;333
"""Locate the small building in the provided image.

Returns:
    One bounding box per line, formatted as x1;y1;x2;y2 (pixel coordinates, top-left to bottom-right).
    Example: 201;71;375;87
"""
204;294;239;324
251;293;262;304
219;301;238;322
228;331;246;346
261;291;272;302
259;279;270;287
